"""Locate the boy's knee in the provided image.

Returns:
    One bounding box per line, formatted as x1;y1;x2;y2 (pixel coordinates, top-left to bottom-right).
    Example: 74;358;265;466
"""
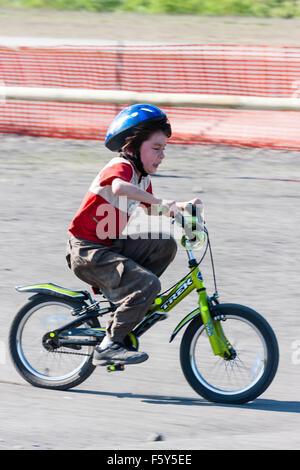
147;273;161;297
136;272;161;304
124;271;160;310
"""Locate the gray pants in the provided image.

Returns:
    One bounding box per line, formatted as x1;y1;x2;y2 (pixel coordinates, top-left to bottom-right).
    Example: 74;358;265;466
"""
66;235;177;342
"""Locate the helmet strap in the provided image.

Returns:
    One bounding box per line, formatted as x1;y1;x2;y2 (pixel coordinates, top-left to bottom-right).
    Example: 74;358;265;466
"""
121;151;148;182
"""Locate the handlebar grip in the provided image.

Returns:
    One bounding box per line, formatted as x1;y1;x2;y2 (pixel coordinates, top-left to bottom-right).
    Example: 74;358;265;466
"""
174;212;197;241
185;202;197;217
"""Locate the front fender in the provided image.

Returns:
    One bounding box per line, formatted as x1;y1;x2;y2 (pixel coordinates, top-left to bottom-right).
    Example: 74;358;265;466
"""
169;308;200;343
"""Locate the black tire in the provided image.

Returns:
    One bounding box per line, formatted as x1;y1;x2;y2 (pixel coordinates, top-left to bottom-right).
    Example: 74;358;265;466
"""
180;303;279;404
9;294;100;391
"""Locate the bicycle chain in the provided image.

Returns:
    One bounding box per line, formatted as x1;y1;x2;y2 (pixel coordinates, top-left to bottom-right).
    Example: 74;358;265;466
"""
51;349;91;357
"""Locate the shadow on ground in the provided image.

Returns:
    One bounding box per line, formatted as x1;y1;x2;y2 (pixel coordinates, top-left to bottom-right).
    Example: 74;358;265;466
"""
69;389;300;413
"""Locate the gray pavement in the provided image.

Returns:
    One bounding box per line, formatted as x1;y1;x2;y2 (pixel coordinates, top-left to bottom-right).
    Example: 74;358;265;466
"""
0;135;300;449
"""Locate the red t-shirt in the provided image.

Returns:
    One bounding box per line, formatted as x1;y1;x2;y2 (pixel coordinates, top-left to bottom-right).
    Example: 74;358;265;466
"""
68;157;152;245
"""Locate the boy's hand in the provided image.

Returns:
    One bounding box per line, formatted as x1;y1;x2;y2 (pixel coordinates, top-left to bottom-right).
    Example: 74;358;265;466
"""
158;198;204;218
177;198;204;214
158;199;179;217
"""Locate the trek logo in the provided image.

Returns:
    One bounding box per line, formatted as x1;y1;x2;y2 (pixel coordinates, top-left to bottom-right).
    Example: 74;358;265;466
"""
205;320;214;337
161;278;193;310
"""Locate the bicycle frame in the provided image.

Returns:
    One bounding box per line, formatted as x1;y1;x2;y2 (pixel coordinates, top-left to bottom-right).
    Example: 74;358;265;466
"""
52;248;232;360
132;249;232;359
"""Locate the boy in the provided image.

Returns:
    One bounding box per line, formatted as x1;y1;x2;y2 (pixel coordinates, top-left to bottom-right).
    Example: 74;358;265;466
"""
66;104;202;366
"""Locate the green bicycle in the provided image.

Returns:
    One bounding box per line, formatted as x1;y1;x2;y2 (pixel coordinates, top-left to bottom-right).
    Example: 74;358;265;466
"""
9;206;279;404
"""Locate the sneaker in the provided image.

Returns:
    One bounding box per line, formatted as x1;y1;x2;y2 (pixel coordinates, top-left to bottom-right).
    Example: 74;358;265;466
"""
92;342;148;366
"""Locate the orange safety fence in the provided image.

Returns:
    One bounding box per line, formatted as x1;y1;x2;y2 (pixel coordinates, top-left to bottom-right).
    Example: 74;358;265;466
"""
1;43;300;149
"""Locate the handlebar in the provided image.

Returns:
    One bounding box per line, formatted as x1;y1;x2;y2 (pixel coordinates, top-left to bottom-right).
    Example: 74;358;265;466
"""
157;202;205;247
174;203;205;242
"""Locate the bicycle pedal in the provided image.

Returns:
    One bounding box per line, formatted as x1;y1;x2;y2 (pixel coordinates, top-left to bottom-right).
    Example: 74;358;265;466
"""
107;363;125;372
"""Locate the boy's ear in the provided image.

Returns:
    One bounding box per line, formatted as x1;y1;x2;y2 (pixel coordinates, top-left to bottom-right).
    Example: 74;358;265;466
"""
123;144;134;156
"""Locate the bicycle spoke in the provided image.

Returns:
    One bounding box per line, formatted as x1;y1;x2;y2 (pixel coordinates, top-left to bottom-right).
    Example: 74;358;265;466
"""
190;316;267;394
16;301;94;381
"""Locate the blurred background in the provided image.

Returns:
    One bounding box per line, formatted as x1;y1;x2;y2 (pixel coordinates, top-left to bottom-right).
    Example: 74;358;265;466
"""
0;0;300;451
1;0;300;16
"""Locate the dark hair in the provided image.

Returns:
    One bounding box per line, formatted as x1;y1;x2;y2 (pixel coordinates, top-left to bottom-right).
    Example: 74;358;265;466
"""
121;119;171;156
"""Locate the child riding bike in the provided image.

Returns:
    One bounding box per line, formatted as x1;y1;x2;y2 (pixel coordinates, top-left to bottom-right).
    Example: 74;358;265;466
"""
66;104;203;366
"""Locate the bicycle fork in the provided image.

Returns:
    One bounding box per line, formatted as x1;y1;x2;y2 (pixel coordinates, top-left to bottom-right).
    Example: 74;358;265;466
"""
191;268;234;360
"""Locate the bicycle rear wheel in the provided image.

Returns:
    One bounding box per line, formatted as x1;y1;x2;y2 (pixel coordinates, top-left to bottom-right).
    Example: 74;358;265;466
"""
9;295;99;390
180;303;279;404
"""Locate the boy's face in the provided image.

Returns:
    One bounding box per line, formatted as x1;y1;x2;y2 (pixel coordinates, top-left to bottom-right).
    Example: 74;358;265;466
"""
139;130;167;175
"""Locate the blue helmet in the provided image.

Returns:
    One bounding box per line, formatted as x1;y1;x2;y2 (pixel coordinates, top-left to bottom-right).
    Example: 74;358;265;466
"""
105;104;170;151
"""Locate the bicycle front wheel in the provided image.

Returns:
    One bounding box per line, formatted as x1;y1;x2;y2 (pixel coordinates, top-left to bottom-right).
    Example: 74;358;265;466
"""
180;303;279;404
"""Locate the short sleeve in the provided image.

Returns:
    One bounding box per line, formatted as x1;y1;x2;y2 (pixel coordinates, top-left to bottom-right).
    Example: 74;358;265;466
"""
99;162;133;187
